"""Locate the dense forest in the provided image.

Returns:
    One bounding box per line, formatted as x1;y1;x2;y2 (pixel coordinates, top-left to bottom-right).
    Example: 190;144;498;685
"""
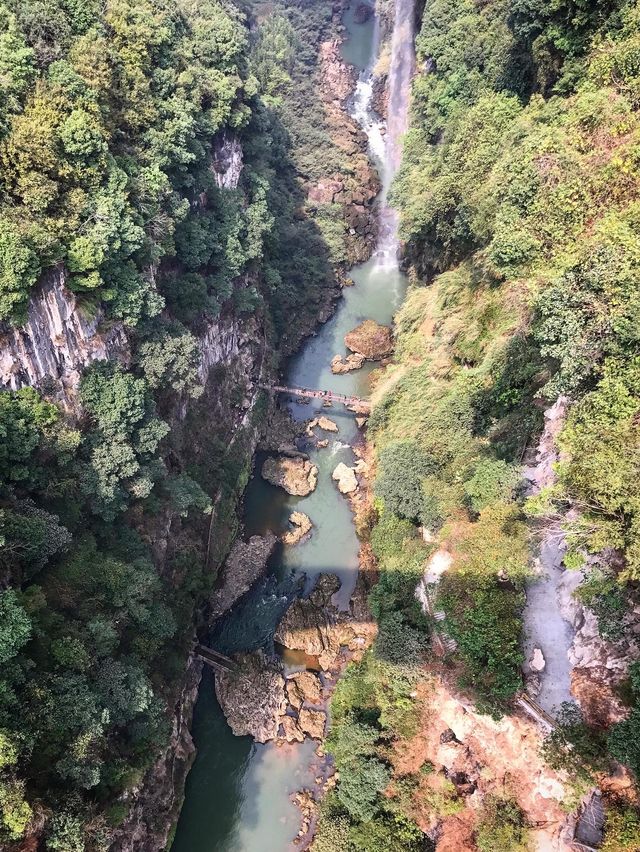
314;0;640;849
0;0;358;847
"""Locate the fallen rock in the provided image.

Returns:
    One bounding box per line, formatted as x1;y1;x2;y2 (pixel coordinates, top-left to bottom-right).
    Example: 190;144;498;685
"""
289;671;322;706
530;648;546;672
275;575;343;669
298;708;326;739
308;178;343;205
332;462;358;494
275;574;376;671
286;679;304;711
210;533;277;619
356;417;367;428
331;353;365;374
262;456;318;496
282;512;313;546
345;319;393;360
317;439;329;449
280;715;304;743
215;651;286;743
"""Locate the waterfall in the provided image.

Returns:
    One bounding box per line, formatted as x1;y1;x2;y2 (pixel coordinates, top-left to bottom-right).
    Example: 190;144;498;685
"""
376;0;415;267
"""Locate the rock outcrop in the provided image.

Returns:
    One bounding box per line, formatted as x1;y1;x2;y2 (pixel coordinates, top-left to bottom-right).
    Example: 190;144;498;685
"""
210;533;277;619
261;455;318;496
331;352;365;374
345;319;393;360
282;512;313;546
215;651;287;742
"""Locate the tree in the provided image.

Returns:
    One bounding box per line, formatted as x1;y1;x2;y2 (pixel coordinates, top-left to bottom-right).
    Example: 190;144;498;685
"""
0;221;40;319
0;590;30;666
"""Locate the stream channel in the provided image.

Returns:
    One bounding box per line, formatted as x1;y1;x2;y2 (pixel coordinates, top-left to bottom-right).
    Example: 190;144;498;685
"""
172;4;412;848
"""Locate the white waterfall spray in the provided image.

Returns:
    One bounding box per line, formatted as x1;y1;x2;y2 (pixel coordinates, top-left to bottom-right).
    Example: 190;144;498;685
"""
376;0;415;268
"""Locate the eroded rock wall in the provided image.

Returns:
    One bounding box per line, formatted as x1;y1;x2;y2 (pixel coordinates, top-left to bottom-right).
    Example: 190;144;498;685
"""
0;269;129;411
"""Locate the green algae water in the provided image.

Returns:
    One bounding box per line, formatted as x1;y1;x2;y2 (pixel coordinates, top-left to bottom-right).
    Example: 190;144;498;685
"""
172;5;410;849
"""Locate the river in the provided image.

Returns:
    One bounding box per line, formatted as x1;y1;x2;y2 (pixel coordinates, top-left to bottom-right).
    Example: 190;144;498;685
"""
171;2;412;849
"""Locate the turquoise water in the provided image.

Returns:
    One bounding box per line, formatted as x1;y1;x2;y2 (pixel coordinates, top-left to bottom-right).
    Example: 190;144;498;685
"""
171;6;408;849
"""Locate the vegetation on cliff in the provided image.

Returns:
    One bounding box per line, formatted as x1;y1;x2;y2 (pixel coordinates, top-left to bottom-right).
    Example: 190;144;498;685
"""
0;0;358;846
317;0;640;847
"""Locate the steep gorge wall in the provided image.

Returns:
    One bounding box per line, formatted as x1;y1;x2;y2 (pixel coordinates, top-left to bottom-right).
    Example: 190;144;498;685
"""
0;135;272;852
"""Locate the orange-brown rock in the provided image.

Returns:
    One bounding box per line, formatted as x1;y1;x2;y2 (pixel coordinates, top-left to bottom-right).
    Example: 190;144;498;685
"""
571;667;630;727
345;320;393;360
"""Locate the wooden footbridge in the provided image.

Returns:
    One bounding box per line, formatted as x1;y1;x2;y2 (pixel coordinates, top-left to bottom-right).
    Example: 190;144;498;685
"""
195;645;238;673
260;383;371;411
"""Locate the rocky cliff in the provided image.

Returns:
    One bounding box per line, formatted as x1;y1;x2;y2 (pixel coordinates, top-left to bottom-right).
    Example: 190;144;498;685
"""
0;270;129;411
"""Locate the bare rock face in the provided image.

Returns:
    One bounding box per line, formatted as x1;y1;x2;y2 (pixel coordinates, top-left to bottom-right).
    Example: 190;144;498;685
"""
210;131;243;190
215;651;286;743
261;455;318;496
332;462;358;494
282;512;313;546
331;352;365;374
0;270;128;411
210;533;277;619
345;320;393;360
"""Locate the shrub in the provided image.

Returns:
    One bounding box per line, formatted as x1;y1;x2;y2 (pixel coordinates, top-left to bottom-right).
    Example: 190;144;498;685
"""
375;440;437;522
463;459;520;514
475;794;529;852
336;756;390;823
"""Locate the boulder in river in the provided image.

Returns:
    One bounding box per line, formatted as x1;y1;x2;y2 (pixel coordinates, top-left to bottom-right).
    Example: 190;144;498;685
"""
332;462;358;494
317;416;339;433
282;511;313;546
345;319;393;360
215;651;286;742
280;715;304;743
331;353;366;374
210;533;277;619
261;455;318;496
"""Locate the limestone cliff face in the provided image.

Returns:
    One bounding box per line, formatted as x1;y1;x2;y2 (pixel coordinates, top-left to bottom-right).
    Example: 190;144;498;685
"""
0;269;129;411
210;131;244;190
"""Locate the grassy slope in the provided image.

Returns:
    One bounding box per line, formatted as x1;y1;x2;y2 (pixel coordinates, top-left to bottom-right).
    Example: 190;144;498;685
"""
314;0;640;848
